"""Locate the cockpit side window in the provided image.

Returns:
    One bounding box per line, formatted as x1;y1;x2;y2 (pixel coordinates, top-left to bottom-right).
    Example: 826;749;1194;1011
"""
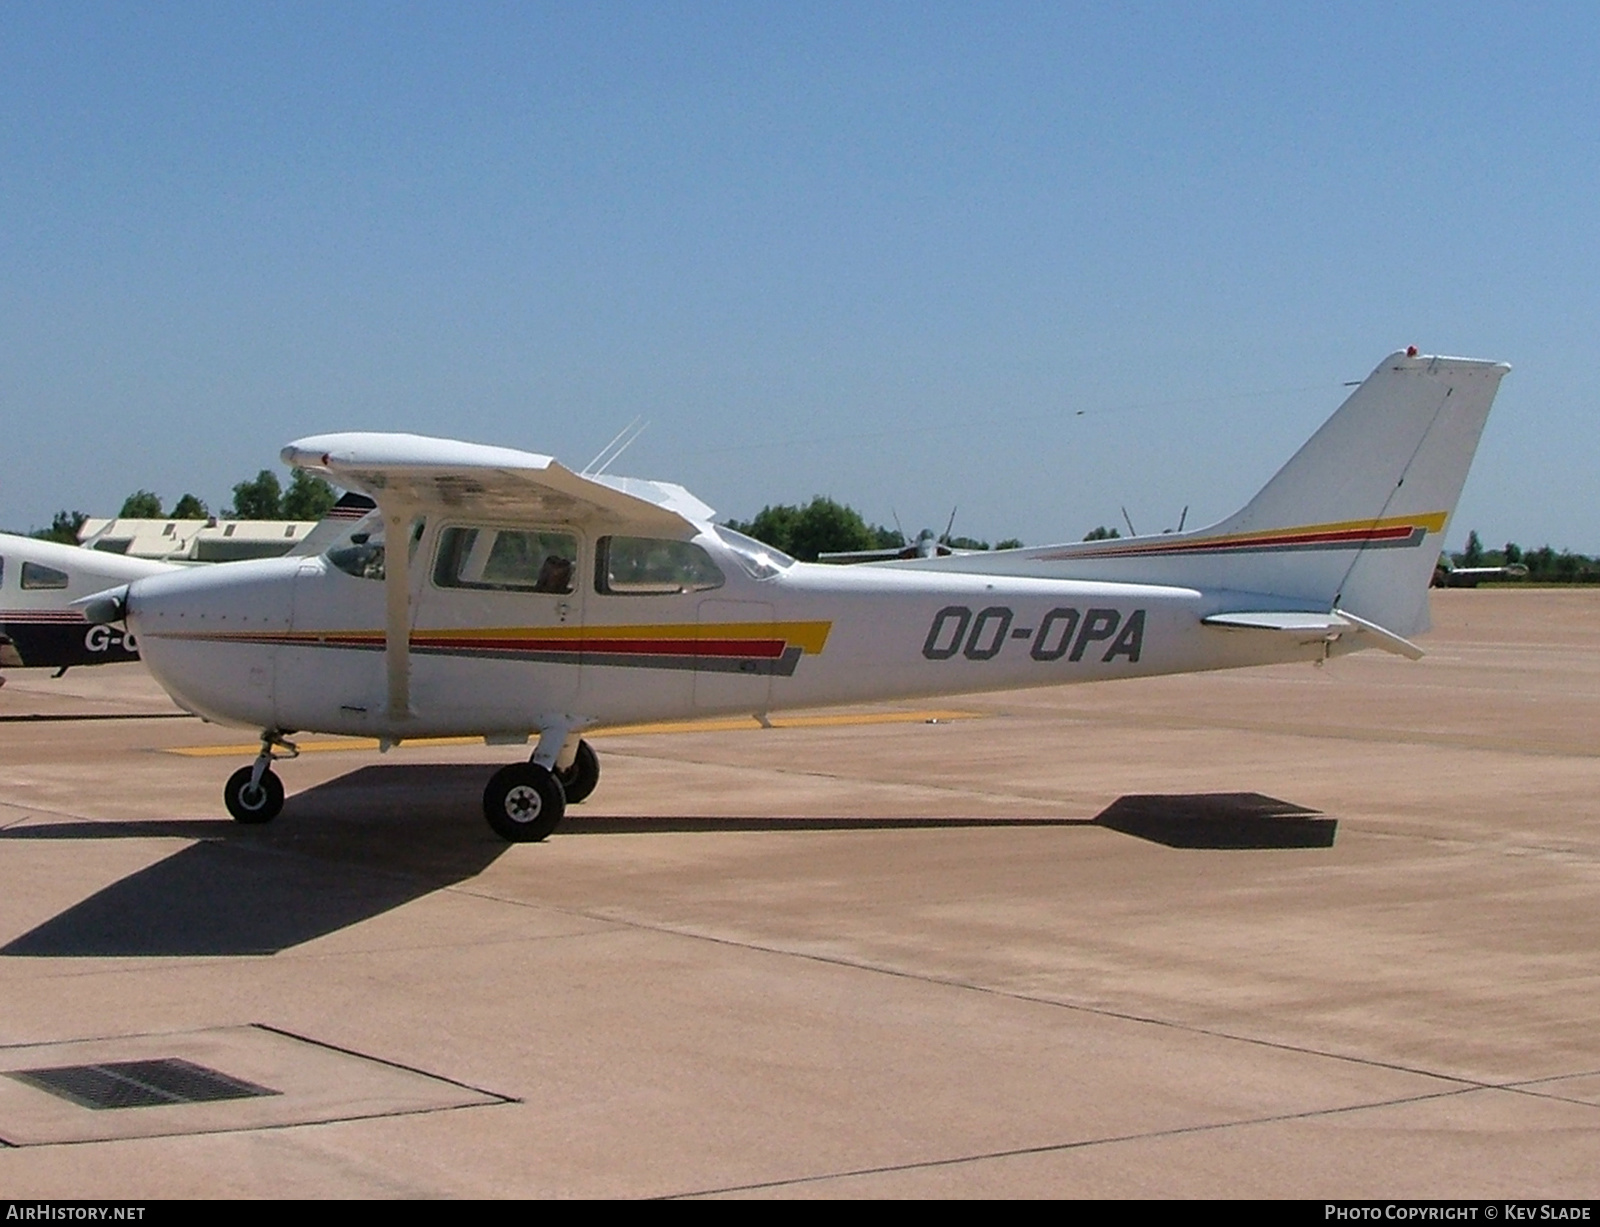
21;561;69;590
433;527;578;594
596;537;725;595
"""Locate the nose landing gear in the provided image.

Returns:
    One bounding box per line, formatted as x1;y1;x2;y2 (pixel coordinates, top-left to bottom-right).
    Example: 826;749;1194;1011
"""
224;766;284;823
219;726;601;839
224;730;298;824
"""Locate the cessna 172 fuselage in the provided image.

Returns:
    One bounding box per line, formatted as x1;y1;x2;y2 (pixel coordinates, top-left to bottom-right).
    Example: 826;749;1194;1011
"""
82;350;1510;841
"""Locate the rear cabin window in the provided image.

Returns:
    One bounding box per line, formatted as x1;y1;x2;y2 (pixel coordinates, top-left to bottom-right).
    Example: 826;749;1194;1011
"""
21;562;69;590
434;527;578;594
596;537;724;595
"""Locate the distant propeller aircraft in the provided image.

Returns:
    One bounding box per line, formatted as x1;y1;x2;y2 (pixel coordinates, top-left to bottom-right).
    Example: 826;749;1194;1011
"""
80;350;1509;842
1431;556;1529;588
819;510;964;563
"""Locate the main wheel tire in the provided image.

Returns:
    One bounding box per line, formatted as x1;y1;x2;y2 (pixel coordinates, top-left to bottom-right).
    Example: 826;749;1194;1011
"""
483;763;566;842
553;739;600;805
224;765;284;824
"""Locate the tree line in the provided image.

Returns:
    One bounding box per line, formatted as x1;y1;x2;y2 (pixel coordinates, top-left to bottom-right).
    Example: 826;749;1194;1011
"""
27;470;339;544
722;497;1024;562
22;477;1597;584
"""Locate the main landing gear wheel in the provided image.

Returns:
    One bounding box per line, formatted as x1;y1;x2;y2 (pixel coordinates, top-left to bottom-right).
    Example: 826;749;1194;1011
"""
224;765;284;824
483;763;566;842
553;739;600;805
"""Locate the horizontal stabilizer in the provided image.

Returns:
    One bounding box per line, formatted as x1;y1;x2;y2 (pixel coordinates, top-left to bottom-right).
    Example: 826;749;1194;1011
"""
1203;609;1424;659
1203;612;1348;634
1332;607;1425;659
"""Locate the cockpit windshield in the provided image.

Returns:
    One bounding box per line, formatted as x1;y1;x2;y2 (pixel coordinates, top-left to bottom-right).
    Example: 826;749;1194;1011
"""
325;517;423;582
712;526;794;580
327;532;387;580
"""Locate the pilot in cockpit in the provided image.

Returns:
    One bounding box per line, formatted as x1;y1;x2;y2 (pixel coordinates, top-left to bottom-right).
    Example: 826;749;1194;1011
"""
535;553;573;594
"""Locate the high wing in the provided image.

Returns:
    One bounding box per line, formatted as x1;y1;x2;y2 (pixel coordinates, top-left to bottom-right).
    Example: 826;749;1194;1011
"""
281;433;714;532
280;432;717;721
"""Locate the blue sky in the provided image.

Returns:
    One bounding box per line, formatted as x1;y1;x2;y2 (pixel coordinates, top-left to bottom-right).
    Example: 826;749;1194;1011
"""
3;3;1595;550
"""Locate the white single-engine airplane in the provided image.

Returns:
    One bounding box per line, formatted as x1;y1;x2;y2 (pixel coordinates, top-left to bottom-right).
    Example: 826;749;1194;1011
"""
0;534;172;673
80;349;1508;842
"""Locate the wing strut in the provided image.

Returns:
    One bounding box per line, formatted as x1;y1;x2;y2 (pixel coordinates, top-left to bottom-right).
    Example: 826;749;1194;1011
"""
384;504;415;721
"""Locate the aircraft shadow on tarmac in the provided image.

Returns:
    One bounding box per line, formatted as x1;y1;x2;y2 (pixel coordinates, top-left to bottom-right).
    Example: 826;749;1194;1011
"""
1;765;506;958
1093;792;1338;850
0;765;1333;958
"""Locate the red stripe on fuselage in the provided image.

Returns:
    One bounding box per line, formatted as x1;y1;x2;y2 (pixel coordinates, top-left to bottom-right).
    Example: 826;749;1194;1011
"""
407;634;787;659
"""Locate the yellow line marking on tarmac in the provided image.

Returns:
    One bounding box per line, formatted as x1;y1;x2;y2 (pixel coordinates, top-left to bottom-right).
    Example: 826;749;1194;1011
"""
163;709;982;757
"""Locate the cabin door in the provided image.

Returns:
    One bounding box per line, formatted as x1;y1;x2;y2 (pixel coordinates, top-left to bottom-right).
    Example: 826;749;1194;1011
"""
411;524;583;727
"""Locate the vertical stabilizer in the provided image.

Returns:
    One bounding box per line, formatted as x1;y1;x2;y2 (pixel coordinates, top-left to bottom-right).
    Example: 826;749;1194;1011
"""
1203;350;1509;635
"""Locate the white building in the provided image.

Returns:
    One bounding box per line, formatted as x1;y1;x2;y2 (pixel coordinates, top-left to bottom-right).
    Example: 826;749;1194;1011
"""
78;518;319;563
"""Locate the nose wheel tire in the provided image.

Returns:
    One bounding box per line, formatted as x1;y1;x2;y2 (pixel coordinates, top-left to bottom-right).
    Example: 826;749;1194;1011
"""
224;766;284;824
484;763;566;842
552;739;600;805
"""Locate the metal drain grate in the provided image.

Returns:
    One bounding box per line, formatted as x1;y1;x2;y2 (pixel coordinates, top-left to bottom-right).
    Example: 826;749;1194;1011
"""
7;1057;280;1110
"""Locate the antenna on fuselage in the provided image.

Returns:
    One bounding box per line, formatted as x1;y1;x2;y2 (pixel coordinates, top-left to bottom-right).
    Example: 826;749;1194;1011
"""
1121;506;1138;537
583;417;649;477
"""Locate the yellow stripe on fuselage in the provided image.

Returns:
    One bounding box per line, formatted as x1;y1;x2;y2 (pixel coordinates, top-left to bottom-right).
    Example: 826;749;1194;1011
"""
1239;510;1450;540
